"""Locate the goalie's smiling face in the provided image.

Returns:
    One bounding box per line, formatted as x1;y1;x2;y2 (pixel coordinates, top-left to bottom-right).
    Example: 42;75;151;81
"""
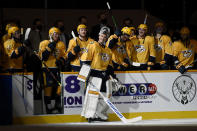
98;33;107;45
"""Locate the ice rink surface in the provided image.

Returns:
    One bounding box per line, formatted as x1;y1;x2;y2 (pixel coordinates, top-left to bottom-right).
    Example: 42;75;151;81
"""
1;118;197;131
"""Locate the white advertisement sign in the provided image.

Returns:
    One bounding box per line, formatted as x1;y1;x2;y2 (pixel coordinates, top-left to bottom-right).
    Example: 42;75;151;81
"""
63;71;197;115
12;74;34;117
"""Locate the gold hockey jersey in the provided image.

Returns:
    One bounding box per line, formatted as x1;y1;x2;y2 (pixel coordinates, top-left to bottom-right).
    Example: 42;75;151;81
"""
173;39;197;68
3;39;23;69
39;40;66;68
155;35;173;63
67;37;95;67
1;34;10;44
132;36;156;64
81;42;112;71
106;35;135;67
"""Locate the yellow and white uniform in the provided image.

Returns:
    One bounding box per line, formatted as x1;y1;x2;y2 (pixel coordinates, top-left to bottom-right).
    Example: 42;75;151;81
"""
67;37;94;67
39;40;66;68
155;35;173;64
81;41;113;71
173;39;197;68
3;39;23;69
134;36;155;64
106;34;134;69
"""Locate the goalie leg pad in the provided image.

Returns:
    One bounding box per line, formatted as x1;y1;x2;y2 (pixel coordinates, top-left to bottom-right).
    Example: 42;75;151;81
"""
95;92;110;120
81;77;102;118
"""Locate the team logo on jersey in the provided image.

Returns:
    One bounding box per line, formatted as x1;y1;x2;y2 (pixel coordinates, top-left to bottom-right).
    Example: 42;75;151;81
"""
172;75;196;105
117;46;126;54
135;45;145;53
182;50;192;58
100;53;109;62
81;47;88;53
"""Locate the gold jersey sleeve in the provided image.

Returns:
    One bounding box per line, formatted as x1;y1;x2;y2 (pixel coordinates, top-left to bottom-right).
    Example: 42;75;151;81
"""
1;34;10;44
161;35;173;55
106;34;118;49
81;42;112;71
3;39;23;69
173;40;197;67
147;36;156;58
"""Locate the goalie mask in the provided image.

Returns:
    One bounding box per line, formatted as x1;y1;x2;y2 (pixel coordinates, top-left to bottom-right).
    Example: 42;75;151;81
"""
99;26;110;38
98;26;110;46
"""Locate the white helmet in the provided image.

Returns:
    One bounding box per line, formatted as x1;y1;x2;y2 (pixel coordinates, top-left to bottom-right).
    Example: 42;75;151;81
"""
99;26;110;38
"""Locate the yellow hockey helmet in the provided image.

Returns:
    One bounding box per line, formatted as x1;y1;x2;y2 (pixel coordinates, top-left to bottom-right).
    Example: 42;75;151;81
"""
5;23;17;32
121;27;132;36
129;27;135;31
77;24;87;32
8;26;19;37
138;24;148;30
180;27;190;35
49;27;60;36
155;22;164;28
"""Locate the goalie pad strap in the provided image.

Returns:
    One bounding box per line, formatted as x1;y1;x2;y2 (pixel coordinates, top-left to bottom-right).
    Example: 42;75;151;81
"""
88;90;100;95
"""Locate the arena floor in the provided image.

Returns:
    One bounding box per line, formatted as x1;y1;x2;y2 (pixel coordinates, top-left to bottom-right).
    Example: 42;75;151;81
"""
1;118;197;131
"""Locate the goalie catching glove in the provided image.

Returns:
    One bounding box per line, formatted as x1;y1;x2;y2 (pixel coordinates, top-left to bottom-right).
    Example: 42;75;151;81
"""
110;76;127;94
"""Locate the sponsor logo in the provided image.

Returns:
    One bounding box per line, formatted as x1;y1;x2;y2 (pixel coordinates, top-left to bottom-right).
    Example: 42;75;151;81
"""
113;83;157;100
172;75;196;105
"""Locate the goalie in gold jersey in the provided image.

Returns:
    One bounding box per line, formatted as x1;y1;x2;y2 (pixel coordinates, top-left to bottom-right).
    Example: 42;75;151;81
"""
80;26;124;122
173;26;197;74
153;22;174;70
66;24;94;71
106;27;135;71
39;27;66;114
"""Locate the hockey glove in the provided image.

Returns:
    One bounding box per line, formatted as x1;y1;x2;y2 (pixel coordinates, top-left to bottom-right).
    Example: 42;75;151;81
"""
74;45;81;53
114;29;122;37
42;50;50;61
160;63;169;70
177;65;187;74
108;38;118;49
48;41;57;51
18;46;25;56
55;57;66;68
147;62;154;70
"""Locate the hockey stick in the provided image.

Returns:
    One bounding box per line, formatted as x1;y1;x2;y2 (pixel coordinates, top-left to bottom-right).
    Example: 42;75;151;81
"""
107;2;118;30
144;14;148;24
90;81;142;123
33;51;62;87
98;89;142;123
